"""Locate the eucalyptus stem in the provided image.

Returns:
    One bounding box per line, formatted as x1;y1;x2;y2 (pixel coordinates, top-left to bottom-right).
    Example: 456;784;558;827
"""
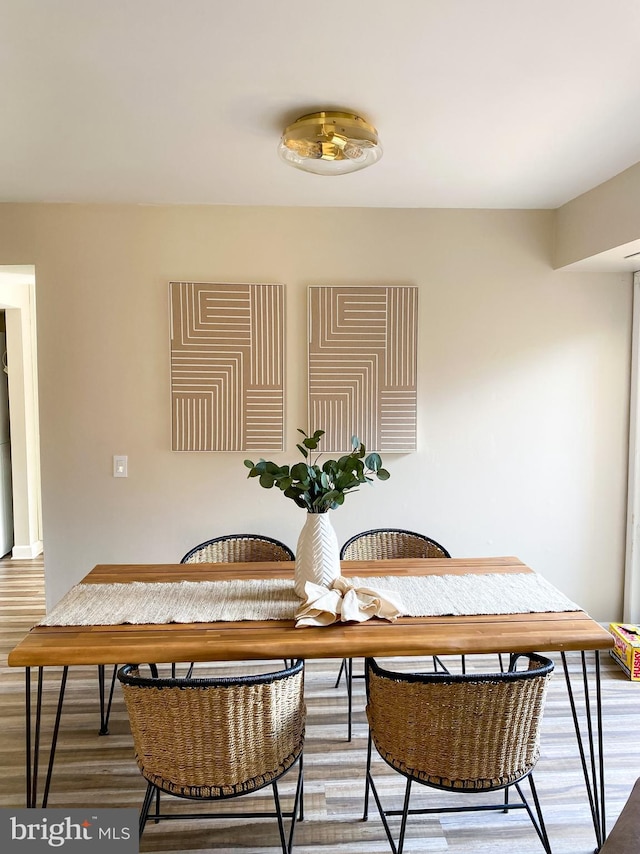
244;428;390;513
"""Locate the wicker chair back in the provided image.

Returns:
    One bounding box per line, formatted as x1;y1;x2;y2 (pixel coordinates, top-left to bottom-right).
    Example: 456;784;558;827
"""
340;528;450;561
118;660;305;798
365;654;553;791
181;533;294;564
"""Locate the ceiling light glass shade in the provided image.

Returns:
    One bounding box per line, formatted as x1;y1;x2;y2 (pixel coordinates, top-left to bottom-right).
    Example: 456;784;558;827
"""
278;111;382;175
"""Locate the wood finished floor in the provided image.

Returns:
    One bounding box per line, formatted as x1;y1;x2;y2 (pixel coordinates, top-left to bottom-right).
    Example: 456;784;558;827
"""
1;555;639;853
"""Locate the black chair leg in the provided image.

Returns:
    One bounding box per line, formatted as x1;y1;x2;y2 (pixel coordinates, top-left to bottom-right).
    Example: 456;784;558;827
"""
272;781;287;854
517;775;553;854
397;777;413;854
273;754;304;854
139;782;155;838
289;755;304;852
365;758;404;854
363;732;373;821
299;753;304;822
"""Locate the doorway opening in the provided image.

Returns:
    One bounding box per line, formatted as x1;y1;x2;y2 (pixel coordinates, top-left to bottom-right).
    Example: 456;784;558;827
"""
0;265;42;559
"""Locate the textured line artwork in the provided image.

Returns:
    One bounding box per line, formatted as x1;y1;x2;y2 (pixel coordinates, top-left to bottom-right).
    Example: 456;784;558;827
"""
170;282;284;451
308;286;418;453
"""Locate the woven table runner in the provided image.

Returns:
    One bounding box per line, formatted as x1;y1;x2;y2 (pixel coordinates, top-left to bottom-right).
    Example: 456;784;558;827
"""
39;572;581;627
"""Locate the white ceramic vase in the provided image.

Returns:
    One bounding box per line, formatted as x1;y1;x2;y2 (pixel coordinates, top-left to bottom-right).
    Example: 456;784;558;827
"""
294;511;341;598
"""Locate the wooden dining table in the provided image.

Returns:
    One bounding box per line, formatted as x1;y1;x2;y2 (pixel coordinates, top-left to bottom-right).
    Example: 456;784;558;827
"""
8;555;614;848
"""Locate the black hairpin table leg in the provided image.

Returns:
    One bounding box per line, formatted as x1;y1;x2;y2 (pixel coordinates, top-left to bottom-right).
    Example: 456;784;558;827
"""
561;651;606;851
97;664;117;735
25;665;68;808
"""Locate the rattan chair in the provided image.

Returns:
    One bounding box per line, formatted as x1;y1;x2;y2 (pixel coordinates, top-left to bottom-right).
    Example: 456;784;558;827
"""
336;528;451;740
363;653;554;854
180;533;295;564
118;659;305;852
181;533;295;671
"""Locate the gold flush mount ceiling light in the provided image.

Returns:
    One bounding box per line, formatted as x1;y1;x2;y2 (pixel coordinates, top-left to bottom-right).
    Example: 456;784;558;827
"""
278;111;382;175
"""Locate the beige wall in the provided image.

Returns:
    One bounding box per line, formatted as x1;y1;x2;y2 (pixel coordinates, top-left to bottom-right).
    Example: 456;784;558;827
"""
0;203;631;621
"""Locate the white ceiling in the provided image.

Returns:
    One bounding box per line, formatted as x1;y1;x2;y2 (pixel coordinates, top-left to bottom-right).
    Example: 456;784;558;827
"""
2;0;640;214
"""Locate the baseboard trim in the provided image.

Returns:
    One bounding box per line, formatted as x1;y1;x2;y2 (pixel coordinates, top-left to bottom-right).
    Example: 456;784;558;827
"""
12;540;43;559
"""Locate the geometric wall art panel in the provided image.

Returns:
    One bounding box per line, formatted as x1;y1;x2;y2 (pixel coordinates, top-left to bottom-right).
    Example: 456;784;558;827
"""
308;285;418;453
169;282;284;451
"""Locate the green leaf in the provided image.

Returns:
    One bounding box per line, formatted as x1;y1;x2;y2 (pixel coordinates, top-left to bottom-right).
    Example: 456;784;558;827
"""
243;459;255;469
376;468;391;481
365;452;382;471
296;443;309;458
258;472;275;488
334;470;358;490
290;462;310;482
315;488;339;508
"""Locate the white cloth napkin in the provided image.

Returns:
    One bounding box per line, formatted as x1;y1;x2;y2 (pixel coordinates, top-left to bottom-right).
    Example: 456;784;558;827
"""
294;576;405;628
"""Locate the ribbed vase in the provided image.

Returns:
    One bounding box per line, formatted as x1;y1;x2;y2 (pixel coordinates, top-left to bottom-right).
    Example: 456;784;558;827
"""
294;512;341;598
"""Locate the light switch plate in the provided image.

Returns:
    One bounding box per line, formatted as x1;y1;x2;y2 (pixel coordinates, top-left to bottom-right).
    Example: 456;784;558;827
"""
113;455;128;477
